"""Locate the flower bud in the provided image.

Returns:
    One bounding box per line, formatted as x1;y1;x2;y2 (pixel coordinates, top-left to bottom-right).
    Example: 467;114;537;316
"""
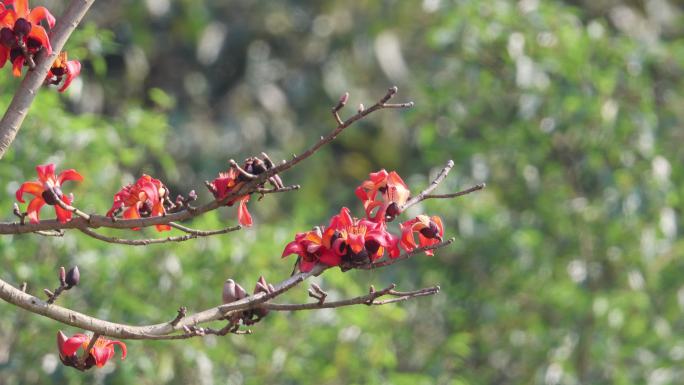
253;276;269;295
222;279;247;304
65;266;80;288
59;266;66;285
13;18;31;36
0;28;15;47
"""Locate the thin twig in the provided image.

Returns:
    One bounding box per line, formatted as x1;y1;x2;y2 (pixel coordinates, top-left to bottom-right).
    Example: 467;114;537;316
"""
264;284;439;311
78;227;214;246
401;160;455;210
424;183;486;200
255;185;300;194
169;307;187;327
168;222;242;236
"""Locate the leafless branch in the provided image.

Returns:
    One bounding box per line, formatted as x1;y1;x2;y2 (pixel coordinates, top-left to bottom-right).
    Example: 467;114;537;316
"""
424;183;486;200
77;227;239;246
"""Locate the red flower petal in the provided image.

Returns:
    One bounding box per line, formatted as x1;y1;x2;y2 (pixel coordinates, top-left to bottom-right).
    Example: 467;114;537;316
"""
27;24;51;54
90;345;113;367
317;249;341;267
299;258;316;272
15;181;42;202
27;5;55;28
54;195;73;223
237;195;252;227
282;240;304;258
35;163;55;183
61;333;89;356
107;340;127;360
56;168;83;185
7;0;29;17
26;196;45;223
12;56;24;77
58;60;81;92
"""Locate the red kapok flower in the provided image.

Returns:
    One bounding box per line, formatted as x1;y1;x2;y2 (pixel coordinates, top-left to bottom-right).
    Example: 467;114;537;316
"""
322;207;398;265
106;174;171;232
400;215;444;256
15;163;83;223
207;168;252;227
57;331;126;370
0;0;55;76
282;226;341;272
46;51;80;92
355;169;410;222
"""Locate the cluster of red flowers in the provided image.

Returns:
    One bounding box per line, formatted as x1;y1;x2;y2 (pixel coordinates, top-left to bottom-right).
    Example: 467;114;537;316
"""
106;174;172;232
0;0;80;91
14;163;261;229
282;170;444;272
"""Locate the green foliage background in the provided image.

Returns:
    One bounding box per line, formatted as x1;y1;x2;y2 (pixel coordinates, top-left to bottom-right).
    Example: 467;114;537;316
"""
2;0;684;384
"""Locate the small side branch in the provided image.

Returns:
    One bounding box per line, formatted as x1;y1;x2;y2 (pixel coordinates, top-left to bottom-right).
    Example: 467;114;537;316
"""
264;284;440;311
402;160;455;210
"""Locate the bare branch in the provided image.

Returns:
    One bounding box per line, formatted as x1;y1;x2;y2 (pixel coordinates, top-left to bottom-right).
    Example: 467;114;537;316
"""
424;183;486;200
0;0;96;159
168;222;242;236
77;227;239;246
401;160;455;210
264;284;440;311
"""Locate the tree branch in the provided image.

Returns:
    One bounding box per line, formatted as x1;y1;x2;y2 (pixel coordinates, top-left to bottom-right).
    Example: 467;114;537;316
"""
0;0;96;159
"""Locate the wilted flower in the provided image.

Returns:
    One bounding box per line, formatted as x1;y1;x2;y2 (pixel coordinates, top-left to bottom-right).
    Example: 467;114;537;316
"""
207;168;252;227
355;169;410;222
46;51;80;92
106;174;171;232
57;331;126;370
15;163;83;223
400;215;444;256
282;226;341;273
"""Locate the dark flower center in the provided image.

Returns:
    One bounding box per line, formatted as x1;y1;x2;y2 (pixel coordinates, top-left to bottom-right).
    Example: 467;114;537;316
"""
419;222;440;239
41;186;63;205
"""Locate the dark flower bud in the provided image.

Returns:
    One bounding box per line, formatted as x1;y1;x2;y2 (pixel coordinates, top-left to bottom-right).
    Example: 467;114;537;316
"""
0;28;15;47
65;266;80;288
13;18;31;36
